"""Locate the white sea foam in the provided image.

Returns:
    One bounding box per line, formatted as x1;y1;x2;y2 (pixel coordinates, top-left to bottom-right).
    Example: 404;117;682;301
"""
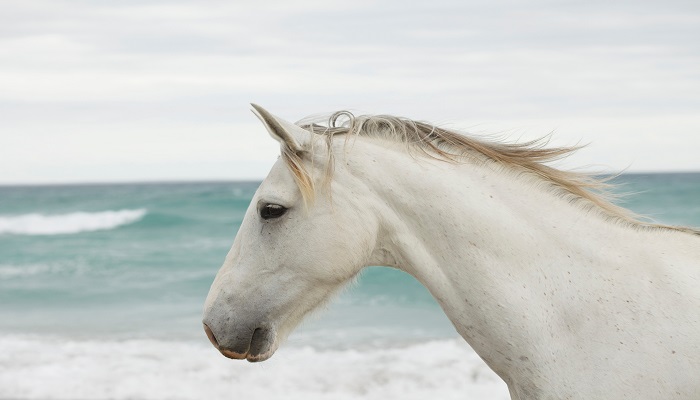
0;335;509;400
1;264;62;278
0;209;146;235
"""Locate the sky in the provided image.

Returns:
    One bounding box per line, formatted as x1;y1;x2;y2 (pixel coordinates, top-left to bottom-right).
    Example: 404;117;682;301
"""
1;0;699;184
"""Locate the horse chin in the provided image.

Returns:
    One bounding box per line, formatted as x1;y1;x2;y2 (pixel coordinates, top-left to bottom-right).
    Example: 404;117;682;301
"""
245;346;277;362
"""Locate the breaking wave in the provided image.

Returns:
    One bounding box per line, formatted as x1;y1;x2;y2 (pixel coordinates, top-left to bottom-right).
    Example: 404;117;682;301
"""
0;209;147;235
0;335;508;400
0;263;78;278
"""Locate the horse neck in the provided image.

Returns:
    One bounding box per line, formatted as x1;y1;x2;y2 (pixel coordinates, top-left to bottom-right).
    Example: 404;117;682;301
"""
354;141;654;378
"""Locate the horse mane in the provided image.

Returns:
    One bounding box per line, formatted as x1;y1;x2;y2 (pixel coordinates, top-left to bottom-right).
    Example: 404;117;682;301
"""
284;111;699;236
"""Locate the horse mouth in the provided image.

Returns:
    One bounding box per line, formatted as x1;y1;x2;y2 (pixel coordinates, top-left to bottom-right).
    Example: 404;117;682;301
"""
220;347;276;362
204;323;277;362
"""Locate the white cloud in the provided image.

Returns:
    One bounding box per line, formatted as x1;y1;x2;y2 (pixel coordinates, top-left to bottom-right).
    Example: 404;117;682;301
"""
1;0;699;183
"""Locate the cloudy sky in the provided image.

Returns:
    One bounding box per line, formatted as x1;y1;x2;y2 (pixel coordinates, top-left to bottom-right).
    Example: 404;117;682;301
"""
1;0;699;184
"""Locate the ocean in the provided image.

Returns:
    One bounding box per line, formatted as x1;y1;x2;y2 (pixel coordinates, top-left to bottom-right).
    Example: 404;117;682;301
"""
1;173;698;399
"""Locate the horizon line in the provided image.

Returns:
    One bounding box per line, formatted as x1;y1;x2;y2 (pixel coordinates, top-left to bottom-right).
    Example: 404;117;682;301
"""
0;170;699;188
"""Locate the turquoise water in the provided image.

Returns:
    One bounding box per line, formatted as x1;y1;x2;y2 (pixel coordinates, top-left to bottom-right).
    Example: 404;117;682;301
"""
613;173;700;227
0;173;698;399
0;181;451;346
1;174;699;343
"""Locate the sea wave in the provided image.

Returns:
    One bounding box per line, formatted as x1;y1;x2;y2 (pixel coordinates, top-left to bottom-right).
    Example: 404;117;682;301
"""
0;335;508;400
0;263;85;278
0;209;146;235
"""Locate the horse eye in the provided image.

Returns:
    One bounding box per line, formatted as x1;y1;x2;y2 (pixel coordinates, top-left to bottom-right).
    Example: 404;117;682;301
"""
260;204;288;220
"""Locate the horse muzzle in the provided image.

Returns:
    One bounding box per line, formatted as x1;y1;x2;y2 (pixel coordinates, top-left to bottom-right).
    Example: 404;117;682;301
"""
202;321;277;362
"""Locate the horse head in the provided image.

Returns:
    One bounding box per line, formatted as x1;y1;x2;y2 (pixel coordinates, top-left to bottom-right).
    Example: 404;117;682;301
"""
202;105;381;361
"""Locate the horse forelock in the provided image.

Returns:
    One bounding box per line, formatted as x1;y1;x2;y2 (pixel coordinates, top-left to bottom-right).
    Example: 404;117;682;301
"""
278;111;699;236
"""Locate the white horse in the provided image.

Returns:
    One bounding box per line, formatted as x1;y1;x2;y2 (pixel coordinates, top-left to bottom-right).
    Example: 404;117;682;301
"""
203;105;700;399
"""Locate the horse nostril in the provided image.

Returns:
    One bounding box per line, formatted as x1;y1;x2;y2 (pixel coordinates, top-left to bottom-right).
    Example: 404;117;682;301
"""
203;323;219;348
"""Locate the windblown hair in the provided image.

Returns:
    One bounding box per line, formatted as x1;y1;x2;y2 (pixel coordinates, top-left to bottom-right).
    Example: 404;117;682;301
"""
283;111;699;236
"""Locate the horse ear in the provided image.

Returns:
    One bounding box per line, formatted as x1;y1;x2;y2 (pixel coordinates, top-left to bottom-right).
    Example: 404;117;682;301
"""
250;104;308;153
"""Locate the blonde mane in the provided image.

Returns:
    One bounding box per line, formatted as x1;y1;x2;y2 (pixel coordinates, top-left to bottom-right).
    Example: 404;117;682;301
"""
282;111;699;236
